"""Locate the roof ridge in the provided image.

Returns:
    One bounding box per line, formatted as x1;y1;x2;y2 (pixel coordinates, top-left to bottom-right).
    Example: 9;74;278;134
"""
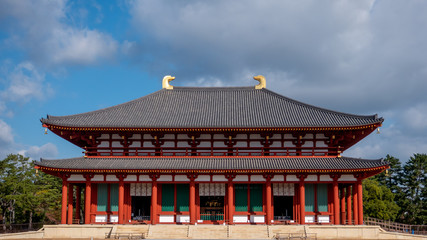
173;86;255;91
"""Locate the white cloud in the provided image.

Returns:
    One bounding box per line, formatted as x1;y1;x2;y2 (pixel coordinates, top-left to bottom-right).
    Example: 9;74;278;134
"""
49;28;118;65
0;0;119;67
0;119;14;146
0;118;58;160
1;62;51;103
19;143;58;160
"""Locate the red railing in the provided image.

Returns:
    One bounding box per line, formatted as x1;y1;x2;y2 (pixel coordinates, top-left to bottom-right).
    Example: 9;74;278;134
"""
200;213;224;221
85;146;341;157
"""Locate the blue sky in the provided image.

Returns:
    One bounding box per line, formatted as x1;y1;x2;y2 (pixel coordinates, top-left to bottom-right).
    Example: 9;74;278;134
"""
0;0;426;162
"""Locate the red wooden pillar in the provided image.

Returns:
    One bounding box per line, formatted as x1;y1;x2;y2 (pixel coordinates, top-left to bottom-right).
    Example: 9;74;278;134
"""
189;179;196;224
150;174;159;225
333;181;339;225
345;186;351;225
118;176;125;224
265;178;272;225
226;174;235;225
61;179;68;224
227;182;234;224
340;187;345;224
124;184;131;223
67;184;73;224
299;182;305;224
346;186;351;225
352;183;358;225
84;180;92;224
75;186;81;223
357;180;363;225
263;173;273;225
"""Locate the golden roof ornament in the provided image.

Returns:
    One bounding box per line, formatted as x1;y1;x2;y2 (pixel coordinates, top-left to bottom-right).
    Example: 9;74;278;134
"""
254;75;266;89
162;75;175;90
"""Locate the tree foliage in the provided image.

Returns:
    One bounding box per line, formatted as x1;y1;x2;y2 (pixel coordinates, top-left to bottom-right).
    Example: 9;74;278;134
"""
363;178;400;220
0;154;62;228
399;153;426;225
364;153;426;225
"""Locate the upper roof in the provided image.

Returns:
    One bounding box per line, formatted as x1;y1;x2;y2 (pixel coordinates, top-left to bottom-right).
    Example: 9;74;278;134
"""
41;87;383;129
36;156;388;172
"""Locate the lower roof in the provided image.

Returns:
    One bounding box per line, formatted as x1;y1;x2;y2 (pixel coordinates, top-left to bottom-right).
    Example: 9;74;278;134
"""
36;156;388;173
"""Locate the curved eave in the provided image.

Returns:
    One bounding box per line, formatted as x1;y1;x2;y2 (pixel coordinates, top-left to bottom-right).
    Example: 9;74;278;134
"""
35;156;389;174
36;166;389;174
41;121;383;132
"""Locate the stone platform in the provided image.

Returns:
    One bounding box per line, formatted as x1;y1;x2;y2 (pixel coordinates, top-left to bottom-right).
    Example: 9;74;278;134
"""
0;224;426;239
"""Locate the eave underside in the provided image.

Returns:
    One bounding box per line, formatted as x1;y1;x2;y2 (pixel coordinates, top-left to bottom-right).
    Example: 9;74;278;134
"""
36;156;388;174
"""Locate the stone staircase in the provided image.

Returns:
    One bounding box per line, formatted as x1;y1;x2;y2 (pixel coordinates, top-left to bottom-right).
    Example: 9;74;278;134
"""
107;224;307;239
108;224;150;238
147;224;190;239
269;225;306;238
189;225;229;239
228;225;270;239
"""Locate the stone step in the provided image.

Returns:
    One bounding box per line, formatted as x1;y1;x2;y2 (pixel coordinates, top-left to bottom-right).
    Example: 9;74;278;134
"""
269;225;306;239
190;225;229;239
148;224;189;239
116;226;149;231
229;225;269;239
115;224;307;239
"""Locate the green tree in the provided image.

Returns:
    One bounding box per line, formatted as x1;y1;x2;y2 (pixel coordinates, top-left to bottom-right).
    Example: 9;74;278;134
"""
17;162;62;228
363;178;400;221
372;155;402;193
0;154;62;229
0;154;29;229
399;153;426;225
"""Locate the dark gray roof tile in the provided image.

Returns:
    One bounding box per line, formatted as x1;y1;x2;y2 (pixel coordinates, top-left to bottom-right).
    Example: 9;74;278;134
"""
41;87;383;128
36;156;387;171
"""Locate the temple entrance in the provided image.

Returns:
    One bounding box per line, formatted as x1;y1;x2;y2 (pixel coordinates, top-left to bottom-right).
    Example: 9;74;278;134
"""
273;196;293;220
198;183;226;223
200;196;224;222
131;196;151;221
272;183;295;222
130;183;152;222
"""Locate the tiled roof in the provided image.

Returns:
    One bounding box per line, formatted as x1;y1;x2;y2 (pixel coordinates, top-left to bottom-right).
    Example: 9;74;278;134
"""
41;87;383;128
36;156;387;171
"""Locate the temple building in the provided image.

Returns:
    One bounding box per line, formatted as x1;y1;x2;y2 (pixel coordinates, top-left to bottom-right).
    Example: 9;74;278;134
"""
35;75;387;225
